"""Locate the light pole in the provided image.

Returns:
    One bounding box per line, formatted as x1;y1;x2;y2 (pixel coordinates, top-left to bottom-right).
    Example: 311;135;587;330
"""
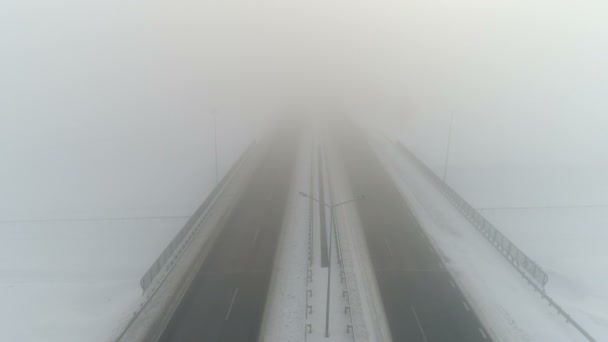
213;113;219;185
298;191;365;338
443;112;454;183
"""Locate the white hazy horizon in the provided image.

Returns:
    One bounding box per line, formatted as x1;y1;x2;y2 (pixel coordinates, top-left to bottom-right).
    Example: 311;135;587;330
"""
2;0;608;218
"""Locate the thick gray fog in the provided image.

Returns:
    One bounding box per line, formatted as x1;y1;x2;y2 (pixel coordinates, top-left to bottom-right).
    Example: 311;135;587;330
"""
2;0;608;219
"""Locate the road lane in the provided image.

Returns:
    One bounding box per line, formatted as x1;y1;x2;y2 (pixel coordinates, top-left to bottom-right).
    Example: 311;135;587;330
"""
334;123;491;342
158;125;299;342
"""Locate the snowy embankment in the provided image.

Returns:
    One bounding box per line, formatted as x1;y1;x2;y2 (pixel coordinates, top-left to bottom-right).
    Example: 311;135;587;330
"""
1;111;256;341
481;207;608;340
373;136;588;341
0;218;183;342
385;117;608;339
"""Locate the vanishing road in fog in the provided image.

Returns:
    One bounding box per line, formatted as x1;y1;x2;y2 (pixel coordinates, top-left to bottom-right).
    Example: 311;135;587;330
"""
336;123;490;342
158;125;299;342
155;122;490;342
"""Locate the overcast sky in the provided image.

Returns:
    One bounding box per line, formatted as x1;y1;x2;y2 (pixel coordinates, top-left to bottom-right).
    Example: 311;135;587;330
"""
2;0;608;218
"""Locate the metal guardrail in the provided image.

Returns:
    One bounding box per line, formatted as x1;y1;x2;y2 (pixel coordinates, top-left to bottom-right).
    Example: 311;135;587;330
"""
394;141;596;342
323;146;356;341
140;142;255;291
394;142;548;287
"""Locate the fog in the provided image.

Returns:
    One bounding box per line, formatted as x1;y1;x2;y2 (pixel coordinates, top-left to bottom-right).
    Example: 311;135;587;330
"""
2;0;608;218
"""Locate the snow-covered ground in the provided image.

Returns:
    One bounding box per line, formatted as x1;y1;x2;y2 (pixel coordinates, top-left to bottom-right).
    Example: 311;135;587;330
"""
481;207;608;340
374;136;590;341
1;104;255;341
0;218;183;342
376;105;608;340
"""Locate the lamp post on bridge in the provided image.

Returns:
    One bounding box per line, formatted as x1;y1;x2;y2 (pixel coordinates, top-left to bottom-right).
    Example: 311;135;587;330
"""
213;112;219;185
298;191;365;338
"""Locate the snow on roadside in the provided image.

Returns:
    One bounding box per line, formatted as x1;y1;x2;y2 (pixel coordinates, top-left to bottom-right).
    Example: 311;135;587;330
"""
481;207;608;340
0;218;184;342
373;137;588;342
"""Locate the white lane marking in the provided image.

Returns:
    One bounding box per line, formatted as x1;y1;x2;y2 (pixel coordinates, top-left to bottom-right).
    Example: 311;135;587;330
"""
225;288;239;320
479;327;488;339
462;301;470;312
449;280;456;288
252;227;261;245
384;238;394;257
411;306;429;342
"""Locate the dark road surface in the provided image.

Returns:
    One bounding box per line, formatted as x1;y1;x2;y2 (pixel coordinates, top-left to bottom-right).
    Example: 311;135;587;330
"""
334;123;491;342
158;126;299;342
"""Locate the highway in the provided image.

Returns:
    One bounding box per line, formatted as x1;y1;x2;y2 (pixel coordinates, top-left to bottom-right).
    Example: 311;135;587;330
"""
334;124;492;342
158;125;299;342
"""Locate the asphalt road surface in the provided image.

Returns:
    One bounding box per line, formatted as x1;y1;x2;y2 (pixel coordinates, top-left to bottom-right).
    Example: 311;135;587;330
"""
334;123;492;342
158;125;299;342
